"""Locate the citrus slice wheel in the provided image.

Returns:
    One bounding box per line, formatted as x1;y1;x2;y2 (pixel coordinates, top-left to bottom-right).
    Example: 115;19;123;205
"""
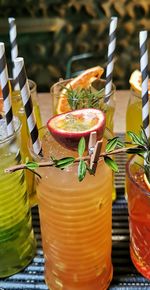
56;66;104;114
47;108;106;149
129;70;150;96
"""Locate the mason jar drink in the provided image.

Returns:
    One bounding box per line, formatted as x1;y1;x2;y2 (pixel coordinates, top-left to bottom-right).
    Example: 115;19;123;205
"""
29;126;113;290
126;88;144;143
51;78;116;132
126;154;150;279
50;77;116;202
0;117;36;277
126;70;150;143
10;79;42;206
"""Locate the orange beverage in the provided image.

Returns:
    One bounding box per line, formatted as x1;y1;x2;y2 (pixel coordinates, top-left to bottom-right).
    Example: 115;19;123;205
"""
30;127;113;290
51;78;116;202
126;155;150;279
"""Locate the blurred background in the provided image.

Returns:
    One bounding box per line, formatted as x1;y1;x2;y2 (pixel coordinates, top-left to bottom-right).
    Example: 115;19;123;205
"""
0;0;149;92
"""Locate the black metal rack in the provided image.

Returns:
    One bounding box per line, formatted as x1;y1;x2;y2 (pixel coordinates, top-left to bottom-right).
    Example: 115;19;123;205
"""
0;151;150;290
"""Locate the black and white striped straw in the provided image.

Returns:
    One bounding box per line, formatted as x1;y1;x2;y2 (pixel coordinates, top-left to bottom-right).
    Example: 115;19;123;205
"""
104;17;118;103
0;42;14;135
139;30;149;139
8;17;19;90
14;57;42;156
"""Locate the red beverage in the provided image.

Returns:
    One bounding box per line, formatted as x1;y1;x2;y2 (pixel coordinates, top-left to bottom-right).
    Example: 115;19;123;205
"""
126;155;150;279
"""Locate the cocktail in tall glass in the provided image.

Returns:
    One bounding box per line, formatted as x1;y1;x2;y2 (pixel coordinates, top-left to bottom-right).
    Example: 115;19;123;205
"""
29;123;113;290
126;154;150;279
0;117;36;277
50;71;116;201
10;79;42;206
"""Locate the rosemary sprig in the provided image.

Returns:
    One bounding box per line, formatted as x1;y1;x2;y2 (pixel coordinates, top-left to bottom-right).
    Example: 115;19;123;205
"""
5;127;150;182
63;86;105;110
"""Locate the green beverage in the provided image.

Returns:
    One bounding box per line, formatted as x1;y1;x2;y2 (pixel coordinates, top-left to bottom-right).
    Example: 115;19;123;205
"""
0;117;36;277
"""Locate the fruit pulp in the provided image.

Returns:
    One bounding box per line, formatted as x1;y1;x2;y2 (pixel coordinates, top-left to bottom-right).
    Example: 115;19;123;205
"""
0;120;36;277
34;129;113;290
126;156;150;279
11;89;42;206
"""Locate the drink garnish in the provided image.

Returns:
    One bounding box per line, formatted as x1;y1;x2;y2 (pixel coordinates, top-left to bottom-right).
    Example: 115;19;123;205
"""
129;70;150;95
56;66;104;114
47;108;106;150
5;126;150;183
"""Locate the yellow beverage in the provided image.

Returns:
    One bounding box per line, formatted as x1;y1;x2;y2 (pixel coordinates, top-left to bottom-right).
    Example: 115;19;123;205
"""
51;78;116;201
0;117;36;277
126;88;143;143
30;128;113;290
11;81;42;207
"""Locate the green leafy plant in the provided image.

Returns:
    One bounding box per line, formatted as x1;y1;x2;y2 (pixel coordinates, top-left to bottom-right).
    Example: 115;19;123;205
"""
63;86;105;110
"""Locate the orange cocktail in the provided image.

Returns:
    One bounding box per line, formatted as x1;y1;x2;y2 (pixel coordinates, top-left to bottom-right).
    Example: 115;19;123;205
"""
126;155;150;279
30;128;113;290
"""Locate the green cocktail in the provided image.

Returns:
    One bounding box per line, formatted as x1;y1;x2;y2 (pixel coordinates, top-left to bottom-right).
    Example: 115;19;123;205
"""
0;117;36;277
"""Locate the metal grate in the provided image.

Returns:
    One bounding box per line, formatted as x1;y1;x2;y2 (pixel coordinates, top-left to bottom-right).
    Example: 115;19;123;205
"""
0;145;150;290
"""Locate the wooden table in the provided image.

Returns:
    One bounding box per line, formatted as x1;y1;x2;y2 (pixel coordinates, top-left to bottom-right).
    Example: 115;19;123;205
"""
38;90;130;134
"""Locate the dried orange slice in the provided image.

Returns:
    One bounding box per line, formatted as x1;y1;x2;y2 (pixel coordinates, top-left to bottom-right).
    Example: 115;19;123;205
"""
129;70;150;96
56;66;104;114
47;108;105;149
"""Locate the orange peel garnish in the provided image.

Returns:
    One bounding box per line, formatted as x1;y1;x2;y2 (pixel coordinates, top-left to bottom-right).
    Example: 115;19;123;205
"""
129;70;150;96
56;66;104;114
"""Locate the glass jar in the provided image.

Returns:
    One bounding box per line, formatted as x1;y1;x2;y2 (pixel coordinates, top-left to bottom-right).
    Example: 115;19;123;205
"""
0;117;36;277
29;127;113;290
126;154;150;279
10;79;42;207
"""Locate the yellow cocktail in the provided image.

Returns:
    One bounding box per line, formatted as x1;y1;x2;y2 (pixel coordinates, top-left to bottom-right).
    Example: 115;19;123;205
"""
126;70;150;142
126;88;143;142
11;79;42;206
30;127;113;290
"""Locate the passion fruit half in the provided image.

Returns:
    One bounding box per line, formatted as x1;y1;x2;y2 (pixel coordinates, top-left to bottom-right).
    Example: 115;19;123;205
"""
47;108;106;150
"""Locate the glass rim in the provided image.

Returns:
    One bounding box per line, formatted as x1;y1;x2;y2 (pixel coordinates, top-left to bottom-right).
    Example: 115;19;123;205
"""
50;78;116;98
0;116;21;145
9;78;37;94
126;154;150;196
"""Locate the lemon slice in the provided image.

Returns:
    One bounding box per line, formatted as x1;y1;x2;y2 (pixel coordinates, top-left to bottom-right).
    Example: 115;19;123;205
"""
56;66;104;114
129;70;150;96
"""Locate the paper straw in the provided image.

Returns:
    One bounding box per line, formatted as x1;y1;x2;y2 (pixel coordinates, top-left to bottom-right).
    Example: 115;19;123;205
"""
14;57;42;156
139;30;149;139
0;42;14;135
8;17;19;90
104;17;118;103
